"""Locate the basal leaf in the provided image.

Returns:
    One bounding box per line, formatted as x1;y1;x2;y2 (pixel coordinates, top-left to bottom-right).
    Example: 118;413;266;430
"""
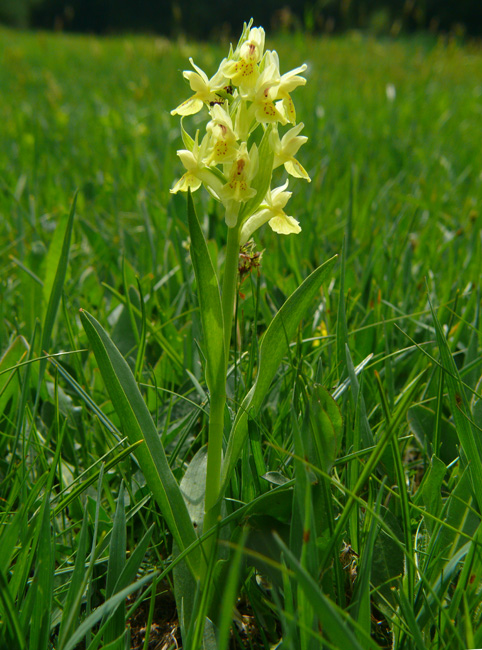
80;309;201;579
308;384;342;473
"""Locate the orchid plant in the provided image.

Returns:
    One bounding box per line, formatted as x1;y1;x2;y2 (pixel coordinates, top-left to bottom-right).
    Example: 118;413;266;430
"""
80;19;336;646
170;19;312;560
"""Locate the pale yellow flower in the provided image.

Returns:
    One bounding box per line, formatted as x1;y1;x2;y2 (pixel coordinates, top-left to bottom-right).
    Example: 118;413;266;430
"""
271;123;311;181
222;27;265;91
203;104;238;165
239;27;265;63
171;58;227;116
171;134;223;196
240;181;301;243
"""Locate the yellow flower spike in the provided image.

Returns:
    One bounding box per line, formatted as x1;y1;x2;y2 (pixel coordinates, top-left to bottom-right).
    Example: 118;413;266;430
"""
203;105;238;165
171;57;228;116
171;22;309;237
240;181;301;244
270;123;311;181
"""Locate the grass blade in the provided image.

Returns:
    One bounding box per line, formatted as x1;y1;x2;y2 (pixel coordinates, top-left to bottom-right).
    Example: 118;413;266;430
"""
58;509;90;649
37;191;77;390
104;482;127;643
429;296;482;511
0;568;27;650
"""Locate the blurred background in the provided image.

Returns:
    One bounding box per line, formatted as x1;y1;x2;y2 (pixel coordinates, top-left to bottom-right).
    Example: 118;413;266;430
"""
1;0;482;38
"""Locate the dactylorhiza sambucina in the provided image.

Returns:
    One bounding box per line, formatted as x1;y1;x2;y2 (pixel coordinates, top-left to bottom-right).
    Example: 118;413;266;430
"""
170;22;311;244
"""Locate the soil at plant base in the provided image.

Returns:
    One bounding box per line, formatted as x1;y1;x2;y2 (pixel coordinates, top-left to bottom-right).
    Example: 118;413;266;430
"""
128;587;180;650
128;587;270;649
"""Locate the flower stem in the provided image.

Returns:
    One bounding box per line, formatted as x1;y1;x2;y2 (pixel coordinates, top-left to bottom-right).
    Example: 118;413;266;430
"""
202;223;240;565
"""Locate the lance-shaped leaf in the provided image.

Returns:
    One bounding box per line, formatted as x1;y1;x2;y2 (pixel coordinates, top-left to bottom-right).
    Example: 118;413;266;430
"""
220;255;337;492
187;192;225;395
80;310;201;579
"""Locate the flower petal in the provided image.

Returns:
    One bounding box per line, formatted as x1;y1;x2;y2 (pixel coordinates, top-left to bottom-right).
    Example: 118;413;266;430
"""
269;214;301;235
170;173;202;194
171;96;204;116
284;159;311;181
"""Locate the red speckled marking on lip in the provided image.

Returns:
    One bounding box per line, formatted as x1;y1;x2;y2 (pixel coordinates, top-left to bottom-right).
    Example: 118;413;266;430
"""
215;142;228;156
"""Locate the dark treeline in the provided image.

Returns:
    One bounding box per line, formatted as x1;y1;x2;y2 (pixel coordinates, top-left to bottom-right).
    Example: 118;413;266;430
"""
2;0;482;37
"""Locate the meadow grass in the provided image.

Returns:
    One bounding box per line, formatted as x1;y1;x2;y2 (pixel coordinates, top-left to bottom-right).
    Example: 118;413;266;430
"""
1;25;482;649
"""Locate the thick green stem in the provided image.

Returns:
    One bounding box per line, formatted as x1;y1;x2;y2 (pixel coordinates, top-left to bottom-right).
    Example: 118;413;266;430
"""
203;391;225;520
201;223;240;564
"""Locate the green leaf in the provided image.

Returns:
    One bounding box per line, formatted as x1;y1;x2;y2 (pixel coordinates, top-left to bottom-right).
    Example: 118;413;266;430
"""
180;445;208;534
79;309;201;579
308;384;342;474
221;255;337;491
172;448;207;639
187;191;225;395
369;506;404;608
181;117;195;151
418;456;446;534
407;404;458;465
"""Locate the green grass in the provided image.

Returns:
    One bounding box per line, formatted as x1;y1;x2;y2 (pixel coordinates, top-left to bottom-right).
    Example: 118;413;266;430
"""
1;25;482;650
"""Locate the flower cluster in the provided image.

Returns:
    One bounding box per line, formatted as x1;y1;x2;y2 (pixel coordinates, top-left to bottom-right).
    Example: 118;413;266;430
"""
171;22;310;243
